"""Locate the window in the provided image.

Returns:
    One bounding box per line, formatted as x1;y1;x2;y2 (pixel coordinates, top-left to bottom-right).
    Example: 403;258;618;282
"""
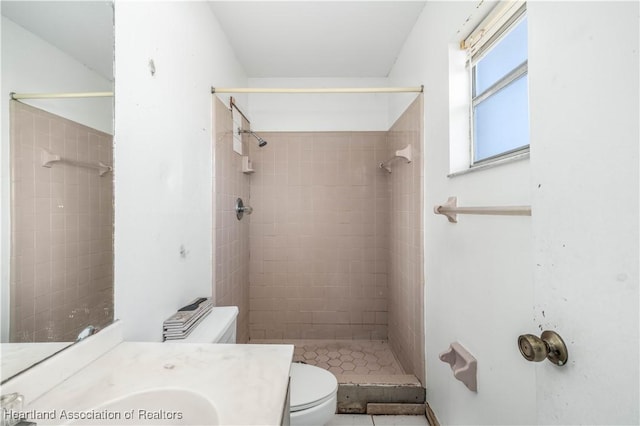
466;3;529;165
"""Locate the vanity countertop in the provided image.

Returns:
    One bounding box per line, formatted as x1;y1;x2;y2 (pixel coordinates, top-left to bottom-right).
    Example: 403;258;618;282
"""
25;342;294;425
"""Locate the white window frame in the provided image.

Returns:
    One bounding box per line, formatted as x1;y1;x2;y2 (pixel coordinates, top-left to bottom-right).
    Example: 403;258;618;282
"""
465;1;529;167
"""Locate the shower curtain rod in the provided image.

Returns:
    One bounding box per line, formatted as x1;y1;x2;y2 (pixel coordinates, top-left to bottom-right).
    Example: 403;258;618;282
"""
211;86;423;94
10;91;113;100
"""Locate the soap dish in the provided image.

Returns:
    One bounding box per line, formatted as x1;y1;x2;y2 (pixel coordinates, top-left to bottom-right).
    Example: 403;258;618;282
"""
439;341;477;392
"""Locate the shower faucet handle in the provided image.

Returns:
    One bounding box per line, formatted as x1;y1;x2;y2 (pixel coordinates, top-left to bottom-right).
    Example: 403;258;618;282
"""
235;198;253;220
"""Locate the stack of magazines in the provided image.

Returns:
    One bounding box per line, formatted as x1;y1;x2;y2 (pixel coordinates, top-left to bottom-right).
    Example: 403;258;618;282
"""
162;297;213;341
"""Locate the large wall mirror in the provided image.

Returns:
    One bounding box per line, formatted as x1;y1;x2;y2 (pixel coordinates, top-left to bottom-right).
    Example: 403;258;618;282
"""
1;1;114;382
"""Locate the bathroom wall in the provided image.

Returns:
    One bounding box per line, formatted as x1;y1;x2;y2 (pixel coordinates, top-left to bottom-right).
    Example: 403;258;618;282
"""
0;17;114;134
248;131;390;340
10;101;113;342
1;16;113;341
390;1;638;424
114;2;248;341
212;97;250;343
390;1;535;423
248;77;390;131
387;96;425;384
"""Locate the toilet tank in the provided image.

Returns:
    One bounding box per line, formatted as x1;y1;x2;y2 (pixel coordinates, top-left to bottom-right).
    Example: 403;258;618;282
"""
179;306;239;343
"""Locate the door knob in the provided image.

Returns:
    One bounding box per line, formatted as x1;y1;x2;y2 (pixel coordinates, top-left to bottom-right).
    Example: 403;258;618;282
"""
517;330;568;366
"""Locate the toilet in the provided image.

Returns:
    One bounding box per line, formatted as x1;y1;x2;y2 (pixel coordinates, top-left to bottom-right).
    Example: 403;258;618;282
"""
289;362;338;426
169;306;338;426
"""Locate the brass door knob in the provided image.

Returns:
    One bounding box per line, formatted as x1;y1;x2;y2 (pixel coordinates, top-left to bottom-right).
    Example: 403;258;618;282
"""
517;330;568;366
518;334;547;362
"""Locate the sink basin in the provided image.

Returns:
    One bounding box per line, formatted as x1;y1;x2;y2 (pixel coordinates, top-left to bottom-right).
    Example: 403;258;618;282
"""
10;336;293;426
65;389;217;425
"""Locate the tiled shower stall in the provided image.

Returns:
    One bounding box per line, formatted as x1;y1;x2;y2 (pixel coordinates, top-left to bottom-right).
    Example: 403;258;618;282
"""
212;96;424;384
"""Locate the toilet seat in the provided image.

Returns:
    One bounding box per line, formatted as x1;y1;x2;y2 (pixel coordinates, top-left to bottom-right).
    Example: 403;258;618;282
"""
289;363;338;412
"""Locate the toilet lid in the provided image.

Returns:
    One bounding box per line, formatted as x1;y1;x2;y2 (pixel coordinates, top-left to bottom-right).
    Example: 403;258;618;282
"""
289;363;338;412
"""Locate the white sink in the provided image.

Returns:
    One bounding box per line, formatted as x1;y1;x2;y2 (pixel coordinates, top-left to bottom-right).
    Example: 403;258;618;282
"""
65;388;217;425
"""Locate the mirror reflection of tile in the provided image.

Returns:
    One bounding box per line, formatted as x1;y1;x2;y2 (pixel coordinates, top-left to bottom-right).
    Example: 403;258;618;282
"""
10;101;114;343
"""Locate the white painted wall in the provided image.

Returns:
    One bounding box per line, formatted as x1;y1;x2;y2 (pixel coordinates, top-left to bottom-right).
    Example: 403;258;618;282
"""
247;77;390;131
390;1;639;424
113;1;247;341
528;2;638;424
1;17;114;135
390;2;534;423
1;16;113;341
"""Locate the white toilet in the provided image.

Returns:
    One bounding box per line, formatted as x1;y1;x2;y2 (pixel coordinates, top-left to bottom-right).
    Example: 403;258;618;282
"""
169;306;338;426
289;362;338;425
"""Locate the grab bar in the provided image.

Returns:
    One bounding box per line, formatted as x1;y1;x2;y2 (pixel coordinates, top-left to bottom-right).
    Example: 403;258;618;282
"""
434;196;531;223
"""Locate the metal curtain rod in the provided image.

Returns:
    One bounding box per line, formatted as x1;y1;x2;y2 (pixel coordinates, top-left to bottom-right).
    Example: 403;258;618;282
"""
10;91;113;100
434;196;531;223
230;97;250;124
211;86;424;94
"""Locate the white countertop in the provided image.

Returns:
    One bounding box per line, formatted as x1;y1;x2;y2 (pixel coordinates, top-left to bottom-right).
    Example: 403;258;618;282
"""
25;342;294;425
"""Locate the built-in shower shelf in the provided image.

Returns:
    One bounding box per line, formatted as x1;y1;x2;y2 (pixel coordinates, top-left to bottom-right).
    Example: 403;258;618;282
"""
242;156;255;174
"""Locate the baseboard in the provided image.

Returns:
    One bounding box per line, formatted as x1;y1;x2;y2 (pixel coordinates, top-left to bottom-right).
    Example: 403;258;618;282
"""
425;402;440;426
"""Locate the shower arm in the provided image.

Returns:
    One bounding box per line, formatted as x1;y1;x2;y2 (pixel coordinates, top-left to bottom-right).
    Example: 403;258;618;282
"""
238;128;268;147
238;129;258;139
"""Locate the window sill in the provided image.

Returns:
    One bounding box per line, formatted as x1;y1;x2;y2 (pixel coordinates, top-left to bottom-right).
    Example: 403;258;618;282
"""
447;150;529;178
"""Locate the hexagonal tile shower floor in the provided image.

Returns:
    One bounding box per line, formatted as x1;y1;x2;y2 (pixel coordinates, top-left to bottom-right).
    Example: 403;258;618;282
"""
251;339;425;415
295;340;404;376
251;340;405;377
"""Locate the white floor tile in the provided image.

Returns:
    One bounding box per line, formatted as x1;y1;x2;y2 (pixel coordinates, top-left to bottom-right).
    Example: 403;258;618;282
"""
372;415;429;426
328;414;429;426
328;414;375;425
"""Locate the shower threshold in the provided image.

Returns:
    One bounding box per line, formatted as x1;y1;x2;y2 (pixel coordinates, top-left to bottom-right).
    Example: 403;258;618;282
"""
250;339;426;415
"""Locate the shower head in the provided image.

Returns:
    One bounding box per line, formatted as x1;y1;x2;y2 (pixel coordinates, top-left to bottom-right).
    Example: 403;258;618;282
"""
256;136;267;147
239;129;268;148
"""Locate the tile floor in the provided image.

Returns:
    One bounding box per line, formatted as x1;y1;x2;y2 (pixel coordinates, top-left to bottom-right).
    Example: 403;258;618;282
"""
290;340;405;376
328;414;429;425
251;339;405;377
253;341;426;424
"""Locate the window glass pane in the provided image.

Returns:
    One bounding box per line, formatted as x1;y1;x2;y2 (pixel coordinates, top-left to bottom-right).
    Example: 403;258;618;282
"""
475;16;528;95
474;74;529;162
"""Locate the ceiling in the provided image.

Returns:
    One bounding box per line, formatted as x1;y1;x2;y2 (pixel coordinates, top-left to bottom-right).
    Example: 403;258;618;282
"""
1;1;114;81
1;1;425;81
208;1;426;78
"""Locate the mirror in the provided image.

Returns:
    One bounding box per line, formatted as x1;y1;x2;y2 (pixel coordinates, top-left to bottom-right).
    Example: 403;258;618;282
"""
1;1;114;382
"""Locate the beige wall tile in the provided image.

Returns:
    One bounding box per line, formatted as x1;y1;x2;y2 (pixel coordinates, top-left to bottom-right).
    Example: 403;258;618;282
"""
249;131;389;341
10;101;113;342
387;96;425;384
211;98;251;343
